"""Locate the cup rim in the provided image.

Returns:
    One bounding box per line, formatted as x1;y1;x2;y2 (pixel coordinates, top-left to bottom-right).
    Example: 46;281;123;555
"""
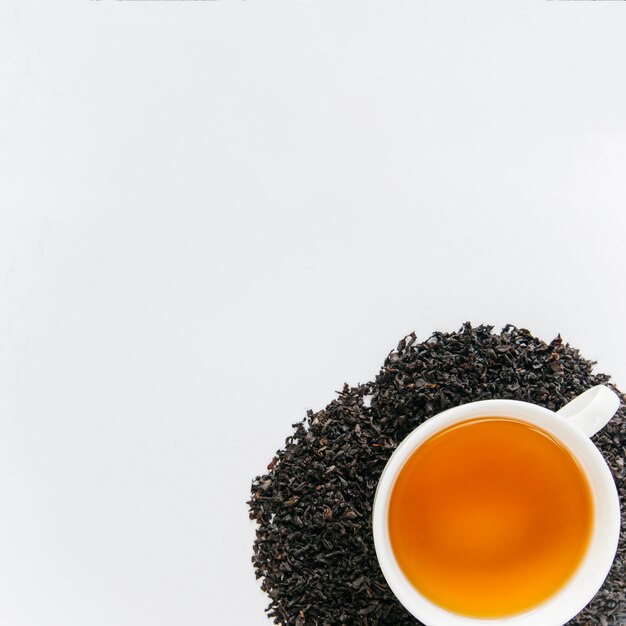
372;398;621;626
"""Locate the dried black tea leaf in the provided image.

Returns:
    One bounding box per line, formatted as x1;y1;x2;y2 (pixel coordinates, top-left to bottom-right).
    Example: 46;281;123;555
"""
248;324;626;626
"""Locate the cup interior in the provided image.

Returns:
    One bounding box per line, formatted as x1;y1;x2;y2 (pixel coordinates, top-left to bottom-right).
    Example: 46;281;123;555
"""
372;399;621;626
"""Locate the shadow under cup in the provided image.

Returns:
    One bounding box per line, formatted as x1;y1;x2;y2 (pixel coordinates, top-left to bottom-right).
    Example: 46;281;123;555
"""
387;417;593;619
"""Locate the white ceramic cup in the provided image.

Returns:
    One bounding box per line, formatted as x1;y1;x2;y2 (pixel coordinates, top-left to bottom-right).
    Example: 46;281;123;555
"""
372;385;621;626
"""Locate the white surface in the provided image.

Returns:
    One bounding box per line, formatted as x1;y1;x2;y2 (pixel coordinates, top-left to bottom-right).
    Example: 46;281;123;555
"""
1;2;626;625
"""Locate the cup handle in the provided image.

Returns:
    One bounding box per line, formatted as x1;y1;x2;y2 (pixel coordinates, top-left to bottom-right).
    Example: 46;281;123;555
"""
556;385;621;437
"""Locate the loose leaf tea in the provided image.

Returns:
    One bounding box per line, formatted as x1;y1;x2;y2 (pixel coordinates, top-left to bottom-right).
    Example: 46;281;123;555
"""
248;324;626;626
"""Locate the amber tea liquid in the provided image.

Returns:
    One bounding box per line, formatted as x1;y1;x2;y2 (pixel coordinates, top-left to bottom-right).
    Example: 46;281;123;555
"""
388;418;593;618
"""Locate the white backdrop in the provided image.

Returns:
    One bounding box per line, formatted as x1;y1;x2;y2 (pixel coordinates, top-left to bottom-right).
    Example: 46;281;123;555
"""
1;2;626;625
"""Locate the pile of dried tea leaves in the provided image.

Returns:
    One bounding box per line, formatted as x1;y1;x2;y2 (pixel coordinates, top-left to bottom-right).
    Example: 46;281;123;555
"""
248;324;626;626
